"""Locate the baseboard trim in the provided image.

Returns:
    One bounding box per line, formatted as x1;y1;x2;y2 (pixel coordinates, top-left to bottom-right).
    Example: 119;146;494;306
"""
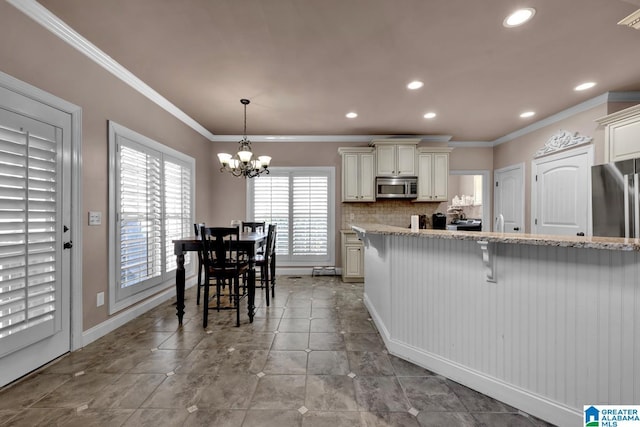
82;277;196;347
363;294;580;427
274;267;342;276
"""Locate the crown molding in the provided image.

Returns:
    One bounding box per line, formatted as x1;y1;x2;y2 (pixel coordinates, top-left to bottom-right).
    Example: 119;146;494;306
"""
448;140;495;148
618;8;640;29
210;134;453;143
7;0;217;142
491;91;640;146
596;103;640;125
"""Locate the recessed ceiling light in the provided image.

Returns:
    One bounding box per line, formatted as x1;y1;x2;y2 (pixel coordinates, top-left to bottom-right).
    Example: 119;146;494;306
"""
520;111;535;118
423;112;437;119
574;82;596;91
407;81;424;90
346;112;358;119
503;8;536;28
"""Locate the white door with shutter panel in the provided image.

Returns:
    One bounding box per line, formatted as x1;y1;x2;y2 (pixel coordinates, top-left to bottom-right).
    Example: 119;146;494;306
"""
532;145;593;236
0;90;71;386
494;164;524;233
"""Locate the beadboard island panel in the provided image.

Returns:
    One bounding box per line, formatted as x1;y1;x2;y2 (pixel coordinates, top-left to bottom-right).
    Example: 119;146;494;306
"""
355;224;640;427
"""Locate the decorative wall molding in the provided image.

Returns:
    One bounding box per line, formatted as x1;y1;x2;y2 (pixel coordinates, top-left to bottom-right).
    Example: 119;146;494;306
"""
534;130;593;158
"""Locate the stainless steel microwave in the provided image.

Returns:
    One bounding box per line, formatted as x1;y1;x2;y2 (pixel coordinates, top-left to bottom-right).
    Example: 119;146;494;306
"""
376;177;418;199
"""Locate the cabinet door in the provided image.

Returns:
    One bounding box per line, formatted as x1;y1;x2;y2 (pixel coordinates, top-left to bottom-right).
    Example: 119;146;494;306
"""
342;153;360;201
608;117;640;162
432;153;449;201
376;145;396;176
396;145;416;176
417;153;434;200
344;244;363;277
359;153;376;201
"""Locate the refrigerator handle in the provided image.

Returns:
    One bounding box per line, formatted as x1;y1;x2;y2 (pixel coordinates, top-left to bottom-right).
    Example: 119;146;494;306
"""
635;173;640;239
624;175;630;238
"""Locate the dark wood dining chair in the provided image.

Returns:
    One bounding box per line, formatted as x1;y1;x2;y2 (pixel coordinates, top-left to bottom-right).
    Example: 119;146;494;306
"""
256;223;277;306
200;226;250;327
193;223;205;305
241;221;266;233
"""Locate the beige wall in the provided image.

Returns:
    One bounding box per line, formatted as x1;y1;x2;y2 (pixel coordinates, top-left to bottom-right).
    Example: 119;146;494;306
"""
493;104;608;233
0;3;215;330
210;140;350;270
450;147;494;170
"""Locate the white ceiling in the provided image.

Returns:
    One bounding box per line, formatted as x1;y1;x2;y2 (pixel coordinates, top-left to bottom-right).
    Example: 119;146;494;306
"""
24;0;640;142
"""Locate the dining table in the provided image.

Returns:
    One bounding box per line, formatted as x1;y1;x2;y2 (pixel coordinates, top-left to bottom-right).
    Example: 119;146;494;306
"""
172;230;267;326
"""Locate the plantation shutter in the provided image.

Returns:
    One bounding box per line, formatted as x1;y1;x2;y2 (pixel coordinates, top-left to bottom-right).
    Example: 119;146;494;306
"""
292;175;328;256
117;143;162;292
253;175;289;255
164;159;192;272
110;122;195;312
250;168;333;264
0;121;60;342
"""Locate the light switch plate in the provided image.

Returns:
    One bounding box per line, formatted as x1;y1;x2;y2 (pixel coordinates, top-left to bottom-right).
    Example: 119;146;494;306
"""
88;211;102;226
96;292;104;307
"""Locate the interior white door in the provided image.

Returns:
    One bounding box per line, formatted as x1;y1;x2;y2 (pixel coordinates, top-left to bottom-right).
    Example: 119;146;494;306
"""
494;164;524;233
0;88;71;387
532;146;593;236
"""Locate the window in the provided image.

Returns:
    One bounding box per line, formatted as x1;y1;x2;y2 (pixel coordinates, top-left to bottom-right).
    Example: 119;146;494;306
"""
248;167;335;266
109;122;194;314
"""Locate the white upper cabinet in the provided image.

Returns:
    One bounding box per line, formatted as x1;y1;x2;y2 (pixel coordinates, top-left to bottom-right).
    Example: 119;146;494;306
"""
597;104;640;163
416;147;452;202
339;147;375;202
372;139;418;177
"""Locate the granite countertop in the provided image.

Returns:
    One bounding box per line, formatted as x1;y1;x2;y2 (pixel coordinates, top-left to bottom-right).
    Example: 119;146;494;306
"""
351;223;640;252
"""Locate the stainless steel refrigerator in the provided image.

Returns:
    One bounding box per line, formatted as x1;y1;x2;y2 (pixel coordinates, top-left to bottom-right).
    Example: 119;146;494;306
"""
591;158;640;237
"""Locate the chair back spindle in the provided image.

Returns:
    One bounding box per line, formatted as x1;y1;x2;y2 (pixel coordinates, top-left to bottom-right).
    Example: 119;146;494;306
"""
242;221;266;233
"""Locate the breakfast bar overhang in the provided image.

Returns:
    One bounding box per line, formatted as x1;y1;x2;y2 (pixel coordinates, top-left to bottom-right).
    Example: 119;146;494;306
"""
353;224;640;427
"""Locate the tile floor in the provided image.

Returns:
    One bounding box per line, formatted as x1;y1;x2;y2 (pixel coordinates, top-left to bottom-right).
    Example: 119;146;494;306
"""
0;276;555;427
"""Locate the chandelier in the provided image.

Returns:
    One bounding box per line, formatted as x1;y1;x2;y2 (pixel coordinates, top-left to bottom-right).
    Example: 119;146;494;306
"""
217;98;271;178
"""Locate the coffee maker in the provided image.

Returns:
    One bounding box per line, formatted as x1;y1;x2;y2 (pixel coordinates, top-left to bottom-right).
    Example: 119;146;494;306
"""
432;212;446;230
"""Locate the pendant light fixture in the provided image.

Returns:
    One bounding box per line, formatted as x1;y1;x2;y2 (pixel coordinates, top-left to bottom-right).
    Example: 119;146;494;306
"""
217;98;271;178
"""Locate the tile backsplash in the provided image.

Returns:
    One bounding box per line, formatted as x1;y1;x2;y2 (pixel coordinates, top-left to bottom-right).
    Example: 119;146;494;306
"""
341;200;446;229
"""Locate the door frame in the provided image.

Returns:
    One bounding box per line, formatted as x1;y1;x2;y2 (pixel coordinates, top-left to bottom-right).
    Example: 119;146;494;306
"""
493;163;525;232
449;169;492;232
0;70;83;351
531;144;594;236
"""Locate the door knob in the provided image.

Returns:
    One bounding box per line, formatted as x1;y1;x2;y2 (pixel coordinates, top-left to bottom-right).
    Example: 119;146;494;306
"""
577;232;585;236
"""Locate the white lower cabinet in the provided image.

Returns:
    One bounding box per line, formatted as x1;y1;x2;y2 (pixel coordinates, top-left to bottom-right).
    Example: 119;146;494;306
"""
341;230;363;282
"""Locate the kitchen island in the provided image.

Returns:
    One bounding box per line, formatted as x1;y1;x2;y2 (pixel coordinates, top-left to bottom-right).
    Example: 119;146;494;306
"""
353;223;640;427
